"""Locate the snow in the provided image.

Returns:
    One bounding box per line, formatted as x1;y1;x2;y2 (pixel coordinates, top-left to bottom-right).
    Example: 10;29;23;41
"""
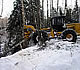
0;39;80;70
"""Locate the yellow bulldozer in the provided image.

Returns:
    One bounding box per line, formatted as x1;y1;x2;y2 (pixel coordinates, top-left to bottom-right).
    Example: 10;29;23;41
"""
24;16;80;45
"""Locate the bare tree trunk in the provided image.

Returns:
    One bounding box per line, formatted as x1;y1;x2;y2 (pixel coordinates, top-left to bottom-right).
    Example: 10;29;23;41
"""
50;0;52;17
79;8;80;23
65;0;67;15
76;0;79;22
50;0;53;18
52;0;53;8
36;0;40;33
57;0;59;15
21;0;25;38
21;0;28;47
47;0;49;27
65;0;67;9
30;0;32;24
42;0;44;27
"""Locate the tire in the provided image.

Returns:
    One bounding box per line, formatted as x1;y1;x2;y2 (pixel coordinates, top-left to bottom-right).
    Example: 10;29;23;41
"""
32;31;38;45
32;30;48;45
61;29;77;42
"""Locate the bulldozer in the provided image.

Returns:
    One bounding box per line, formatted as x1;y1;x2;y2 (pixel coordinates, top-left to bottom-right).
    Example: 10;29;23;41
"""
24;16;80;45
51;16;78;42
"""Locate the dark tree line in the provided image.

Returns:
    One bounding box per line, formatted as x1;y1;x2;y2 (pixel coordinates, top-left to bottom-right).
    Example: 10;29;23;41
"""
6;0;41;50
7;0;24;47
50;0;79;23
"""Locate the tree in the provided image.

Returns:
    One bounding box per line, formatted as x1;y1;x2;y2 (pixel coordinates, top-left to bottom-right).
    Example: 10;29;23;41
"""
6;0;42;53
6;0;29;52
25;0;41;28
65;8;72;23
72;0;79;23
57;0;59;15
47;0;49;27
41;0;44;28
59;8;63;16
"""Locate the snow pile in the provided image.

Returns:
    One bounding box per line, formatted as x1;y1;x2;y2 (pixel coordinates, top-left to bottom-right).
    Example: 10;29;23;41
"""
0;39;80;70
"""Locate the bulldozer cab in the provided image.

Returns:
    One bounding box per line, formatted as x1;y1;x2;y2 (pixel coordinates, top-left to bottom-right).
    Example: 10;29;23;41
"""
51;16;66;32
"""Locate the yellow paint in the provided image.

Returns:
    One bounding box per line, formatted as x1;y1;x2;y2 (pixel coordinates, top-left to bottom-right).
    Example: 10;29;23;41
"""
66;23;80;35
24;23;80;39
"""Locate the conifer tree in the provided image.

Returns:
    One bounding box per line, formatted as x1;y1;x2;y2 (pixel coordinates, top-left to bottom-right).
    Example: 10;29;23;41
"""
72;0;79;23
6;0;41;51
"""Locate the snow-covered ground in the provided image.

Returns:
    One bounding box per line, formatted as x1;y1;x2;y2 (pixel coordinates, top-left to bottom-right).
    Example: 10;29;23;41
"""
0;39;80;70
